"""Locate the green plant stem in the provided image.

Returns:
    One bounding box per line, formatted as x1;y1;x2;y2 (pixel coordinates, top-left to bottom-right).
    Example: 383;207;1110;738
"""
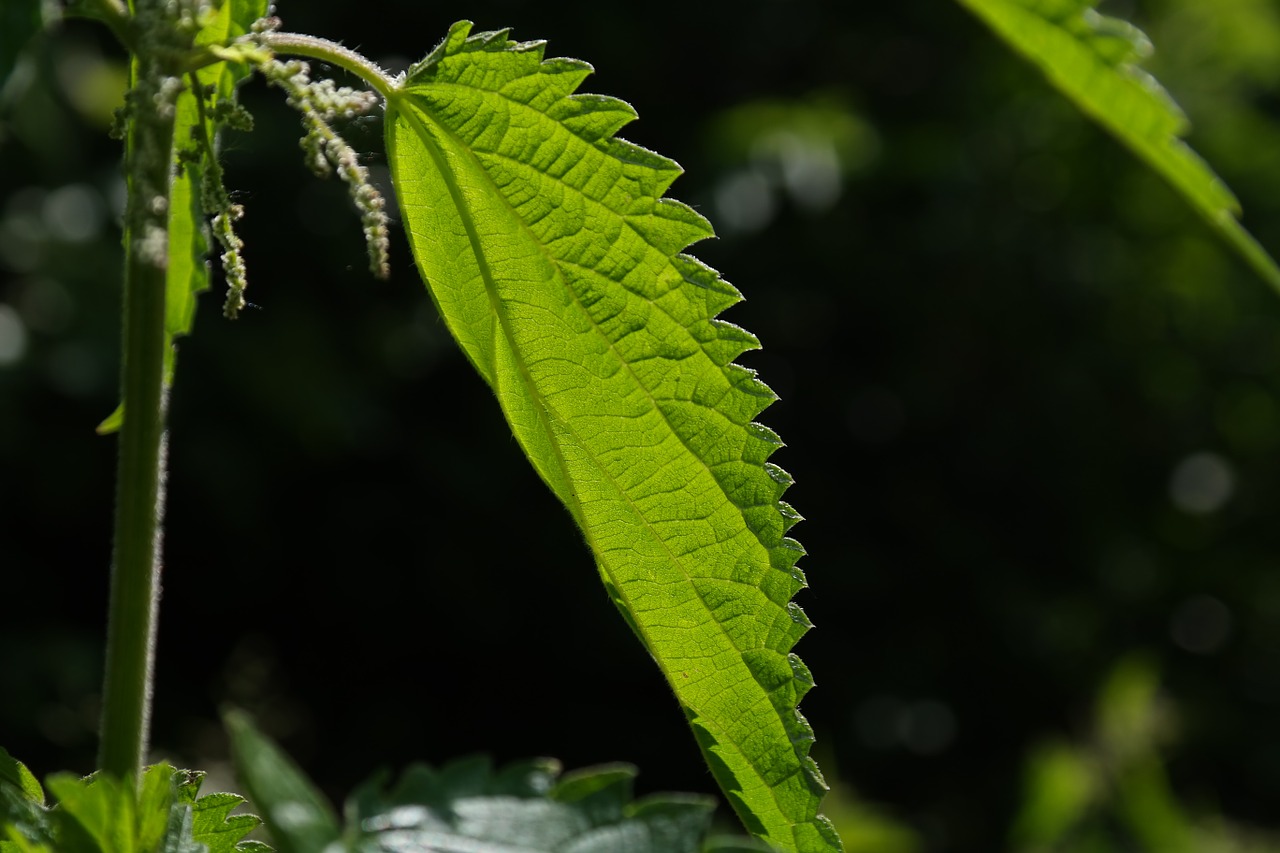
258;31;397;98
97;21;179;782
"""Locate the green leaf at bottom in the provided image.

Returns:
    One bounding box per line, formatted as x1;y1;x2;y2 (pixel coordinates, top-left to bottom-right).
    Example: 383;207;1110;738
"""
349;758;723;853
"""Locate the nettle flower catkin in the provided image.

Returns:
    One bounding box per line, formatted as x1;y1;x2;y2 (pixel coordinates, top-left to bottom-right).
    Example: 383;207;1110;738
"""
260;58;390;280
192;150;248;318
188;86;252;319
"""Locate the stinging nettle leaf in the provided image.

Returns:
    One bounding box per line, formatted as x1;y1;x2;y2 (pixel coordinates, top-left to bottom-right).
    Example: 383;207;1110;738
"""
386;21;840;852
176;769;267;853
955;0;1280;292
0;764;245;853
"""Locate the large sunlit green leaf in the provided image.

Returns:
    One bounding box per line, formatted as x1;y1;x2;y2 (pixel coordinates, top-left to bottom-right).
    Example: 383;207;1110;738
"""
955;0;1280;292
98;0;267;434
386;21;839;852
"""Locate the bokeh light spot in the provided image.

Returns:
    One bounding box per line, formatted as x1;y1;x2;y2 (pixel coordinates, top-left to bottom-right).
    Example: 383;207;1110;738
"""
0;305;29;366
43;184;104;243
1168;451;1235;514
899;700;957;755
714;169;774;234
1170;595;1233;655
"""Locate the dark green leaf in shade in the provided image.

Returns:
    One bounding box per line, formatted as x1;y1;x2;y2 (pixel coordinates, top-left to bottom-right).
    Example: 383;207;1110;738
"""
347;756;759;853
385;22;840;851
1;780;54;852
955;0;1280;292
0;0;41;98
0;749;42;807
225;711;341;853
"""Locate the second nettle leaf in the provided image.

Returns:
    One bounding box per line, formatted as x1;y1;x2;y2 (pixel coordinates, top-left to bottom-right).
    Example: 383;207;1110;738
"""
955;0;1280;291
387;21;839;852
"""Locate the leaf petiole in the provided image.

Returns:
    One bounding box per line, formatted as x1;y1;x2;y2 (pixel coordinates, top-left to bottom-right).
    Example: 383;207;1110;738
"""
256;30;398;100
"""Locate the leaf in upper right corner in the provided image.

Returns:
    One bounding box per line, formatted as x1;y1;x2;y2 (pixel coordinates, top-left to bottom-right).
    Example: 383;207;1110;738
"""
955;0;1280;292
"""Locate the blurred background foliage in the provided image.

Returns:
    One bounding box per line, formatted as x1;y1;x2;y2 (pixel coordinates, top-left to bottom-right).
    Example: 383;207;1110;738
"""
3;1;1280;850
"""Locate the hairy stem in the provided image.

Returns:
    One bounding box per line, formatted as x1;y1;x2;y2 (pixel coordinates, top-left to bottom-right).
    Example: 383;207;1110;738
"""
97;3;182;781
258;31;398;98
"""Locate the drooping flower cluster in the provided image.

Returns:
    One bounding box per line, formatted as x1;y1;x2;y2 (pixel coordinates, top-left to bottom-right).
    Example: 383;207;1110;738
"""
176;76;254;319
198;159;250;319
259;57;391;282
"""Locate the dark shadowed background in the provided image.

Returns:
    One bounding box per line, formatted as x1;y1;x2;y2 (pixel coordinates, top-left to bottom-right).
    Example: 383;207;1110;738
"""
4;1;1280;850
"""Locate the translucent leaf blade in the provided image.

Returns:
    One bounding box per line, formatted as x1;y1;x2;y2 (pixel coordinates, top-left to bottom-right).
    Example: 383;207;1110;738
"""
387;21;840;852
956;0;1280;292
175;770;266;853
